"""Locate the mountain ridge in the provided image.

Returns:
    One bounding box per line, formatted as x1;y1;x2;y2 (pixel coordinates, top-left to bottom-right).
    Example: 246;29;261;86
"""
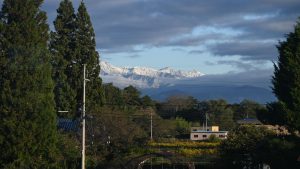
100;61;204;88
99;61;276;103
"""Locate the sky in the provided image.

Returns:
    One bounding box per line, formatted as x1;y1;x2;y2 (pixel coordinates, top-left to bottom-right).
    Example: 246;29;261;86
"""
1;0;300;76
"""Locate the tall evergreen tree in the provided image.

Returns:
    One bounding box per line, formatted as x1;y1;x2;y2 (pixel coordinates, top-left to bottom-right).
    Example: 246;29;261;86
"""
74;1;103;110
272;18;300;131
0;0;58;168
50;0;77;117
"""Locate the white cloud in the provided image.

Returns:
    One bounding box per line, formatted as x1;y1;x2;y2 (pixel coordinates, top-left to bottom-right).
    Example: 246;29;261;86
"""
243;12;279;21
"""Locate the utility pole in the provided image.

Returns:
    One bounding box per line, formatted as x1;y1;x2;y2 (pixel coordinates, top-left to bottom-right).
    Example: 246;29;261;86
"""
146;107;153;140
205;113;208;131
150;108;153;140
82;64;89;169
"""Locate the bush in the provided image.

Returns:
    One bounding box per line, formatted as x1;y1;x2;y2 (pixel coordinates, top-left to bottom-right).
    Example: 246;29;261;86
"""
208;134;221;143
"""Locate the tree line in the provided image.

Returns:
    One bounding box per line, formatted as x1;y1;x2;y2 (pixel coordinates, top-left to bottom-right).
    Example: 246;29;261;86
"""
217;18;300;169
0;0;163;168
157;96;265;130
0;0;105;168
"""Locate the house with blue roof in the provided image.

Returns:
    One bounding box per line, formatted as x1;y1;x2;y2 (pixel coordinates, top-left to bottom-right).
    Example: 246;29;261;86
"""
57;118;80;132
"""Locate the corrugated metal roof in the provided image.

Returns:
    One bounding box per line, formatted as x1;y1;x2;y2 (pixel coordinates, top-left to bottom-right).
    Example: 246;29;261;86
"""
237;118;262;125
57;118;80;132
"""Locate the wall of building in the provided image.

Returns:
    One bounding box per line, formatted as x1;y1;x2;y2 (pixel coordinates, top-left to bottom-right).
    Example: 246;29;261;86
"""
190;132;227;140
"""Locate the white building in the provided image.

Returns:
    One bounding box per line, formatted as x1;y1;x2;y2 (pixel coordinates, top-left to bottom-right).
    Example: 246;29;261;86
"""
190;126;228;140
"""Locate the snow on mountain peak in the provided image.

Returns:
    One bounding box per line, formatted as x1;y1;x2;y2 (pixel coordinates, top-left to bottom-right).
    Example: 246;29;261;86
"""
100;61;204;88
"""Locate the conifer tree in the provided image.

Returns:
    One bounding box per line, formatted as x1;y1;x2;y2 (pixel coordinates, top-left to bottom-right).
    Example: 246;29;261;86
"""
272;18;300;131
74;1;103;110
50;0;77;117
0;0;58;168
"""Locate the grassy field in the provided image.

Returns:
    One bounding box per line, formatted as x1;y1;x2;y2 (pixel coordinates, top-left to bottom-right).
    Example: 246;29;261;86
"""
148;140;220;157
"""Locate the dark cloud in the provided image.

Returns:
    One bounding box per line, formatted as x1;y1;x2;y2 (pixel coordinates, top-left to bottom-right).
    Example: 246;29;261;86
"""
44;0;298;54
189;50;205;55
100;47;143;54
172;48;187;52
208;41;278;60
179;68;274;89
1;0;299;61
205;60;267;71
216;60;256;71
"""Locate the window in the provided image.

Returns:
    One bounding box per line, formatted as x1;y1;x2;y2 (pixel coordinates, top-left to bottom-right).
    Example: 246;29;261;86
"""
203;135;207;138
194;135;198;138
193;129;197;131
219;135;225;138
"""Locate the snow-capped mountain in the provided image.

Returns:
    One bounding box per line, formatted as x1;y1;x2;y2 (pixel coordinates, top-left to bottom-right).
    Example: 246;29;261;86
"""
100;61;275;103
100;61;204;88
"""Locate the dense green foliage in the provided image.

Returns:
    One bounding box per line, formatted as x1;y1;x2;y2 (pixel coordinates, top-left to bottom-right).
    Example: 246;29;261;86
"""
219;125;300;169
219;125;273;169
271;18;300;131
50;0;77;117
232;99;264;121
0;0;58;168
257;102;286;125
48;2;159;167
157;96;265;131
219;18;300;169
74;2;103;111
50;1;103;118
